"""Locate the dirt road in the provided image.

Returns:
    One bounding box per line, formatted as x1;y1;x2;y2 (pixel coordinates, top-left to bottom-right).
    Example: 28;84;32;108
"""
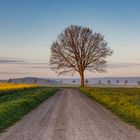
1;89;140;140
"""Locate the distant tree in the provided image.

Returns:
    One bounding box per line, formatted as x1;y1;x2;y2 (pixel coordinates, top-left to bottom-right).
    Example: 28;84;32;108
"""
137;81;140;86
46;79;51;83
124;80;128;85
85;79;89;86
22;79;26;84
34;78;38;84
72;79;76;83
50;25;113;87
60;80;63;84
98;80;102;85
8;78;12;83
116;80;119;84
107;80;111;85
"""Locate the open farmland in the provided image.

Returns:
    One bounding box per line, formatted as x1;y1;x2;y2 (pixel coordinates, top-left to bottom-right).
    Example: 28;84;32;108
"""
0;83;38;94
80;87;140;129
1;89;140;140
0;84;58;131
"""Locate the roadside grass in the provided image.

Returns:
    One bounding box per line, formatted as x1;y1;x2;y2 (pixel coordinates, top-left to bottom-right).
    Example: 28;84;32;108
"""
0;87;58;132
80;87;140;129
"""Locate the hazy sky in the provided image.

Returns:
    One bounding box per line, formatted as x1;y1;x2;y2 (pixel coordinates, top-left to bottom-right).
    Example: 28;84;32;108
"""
0;0;140;79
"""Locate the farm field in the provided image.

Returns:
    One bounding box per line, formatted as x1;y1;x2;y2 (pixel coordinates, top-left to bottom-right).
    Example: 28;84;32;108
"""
80;87;140;129
0;83;38;94
1;89;140;140
0;84;58;131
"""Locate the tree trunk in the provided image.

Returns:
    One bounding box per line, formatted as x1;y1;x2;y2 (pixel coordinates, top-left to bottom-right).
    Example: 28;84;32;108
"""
80;71;85;87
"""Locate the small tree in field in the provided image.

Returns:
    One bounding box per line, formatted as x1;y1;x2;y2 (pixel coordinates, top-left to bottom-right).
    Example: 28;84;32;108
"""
85;79;89;86
60;79;63;84
50;25;113;87
107;80;111;85
98;80;102;85
124;80;128;85
116;80;119;85
8;78;12;83
22;79;26;84
34;78;38;84
72;79;76;83
137;81;140;86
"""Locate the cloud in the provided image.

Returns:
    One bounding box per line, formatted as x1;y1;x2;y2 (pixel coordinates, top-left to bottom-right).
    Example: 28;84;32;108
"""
0;59;25;64
24;66;50;69
0;57;27;64
0;57;140;71
0;57;49;65
0;57;51;77
107;62;140;69
0;71;28;75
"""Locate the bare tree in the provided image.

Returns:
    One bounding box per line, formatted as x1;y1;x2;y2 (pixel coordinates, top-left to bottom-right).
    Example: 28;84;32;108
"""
85;79;89;86
72;79;76;83
137;81;140;86
98;80;102;85
124;80;128;85
50;25;113;87
107;80;111;85
8;78;12;83
22;78;26;84
46;79;51;83
33;78;38;84
116;80;119;85
60;79;63;84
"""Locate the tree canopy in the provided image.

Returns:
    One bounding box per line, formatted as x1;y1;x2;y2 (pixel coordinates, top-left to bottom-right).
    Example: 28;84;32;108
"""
50;25;113;86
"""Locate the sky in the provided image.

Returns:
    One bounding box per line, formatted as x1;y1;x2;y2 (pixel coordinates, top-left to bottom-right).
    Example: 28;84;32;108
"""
0;0;140;79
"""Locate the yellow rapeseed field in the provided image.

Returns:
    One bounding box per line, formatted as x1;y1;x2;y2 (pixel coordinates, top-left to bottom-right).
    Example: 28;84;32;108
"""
0;83;38;92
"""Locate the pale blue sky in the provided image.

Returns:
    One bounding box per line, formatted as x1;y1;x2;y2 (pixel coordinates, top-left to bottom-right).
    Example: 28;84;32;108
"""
0;0;140;79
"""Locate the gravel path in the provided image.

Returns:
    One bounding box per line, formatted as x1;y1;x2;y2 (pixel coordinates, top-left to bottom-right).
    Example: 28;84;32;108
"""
1;89;140;140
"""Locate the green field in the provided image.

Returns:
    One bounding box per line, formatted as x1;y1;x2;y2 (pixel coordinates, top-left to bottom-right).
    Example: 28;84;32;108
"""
0;87;58;131
80;87;140;129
